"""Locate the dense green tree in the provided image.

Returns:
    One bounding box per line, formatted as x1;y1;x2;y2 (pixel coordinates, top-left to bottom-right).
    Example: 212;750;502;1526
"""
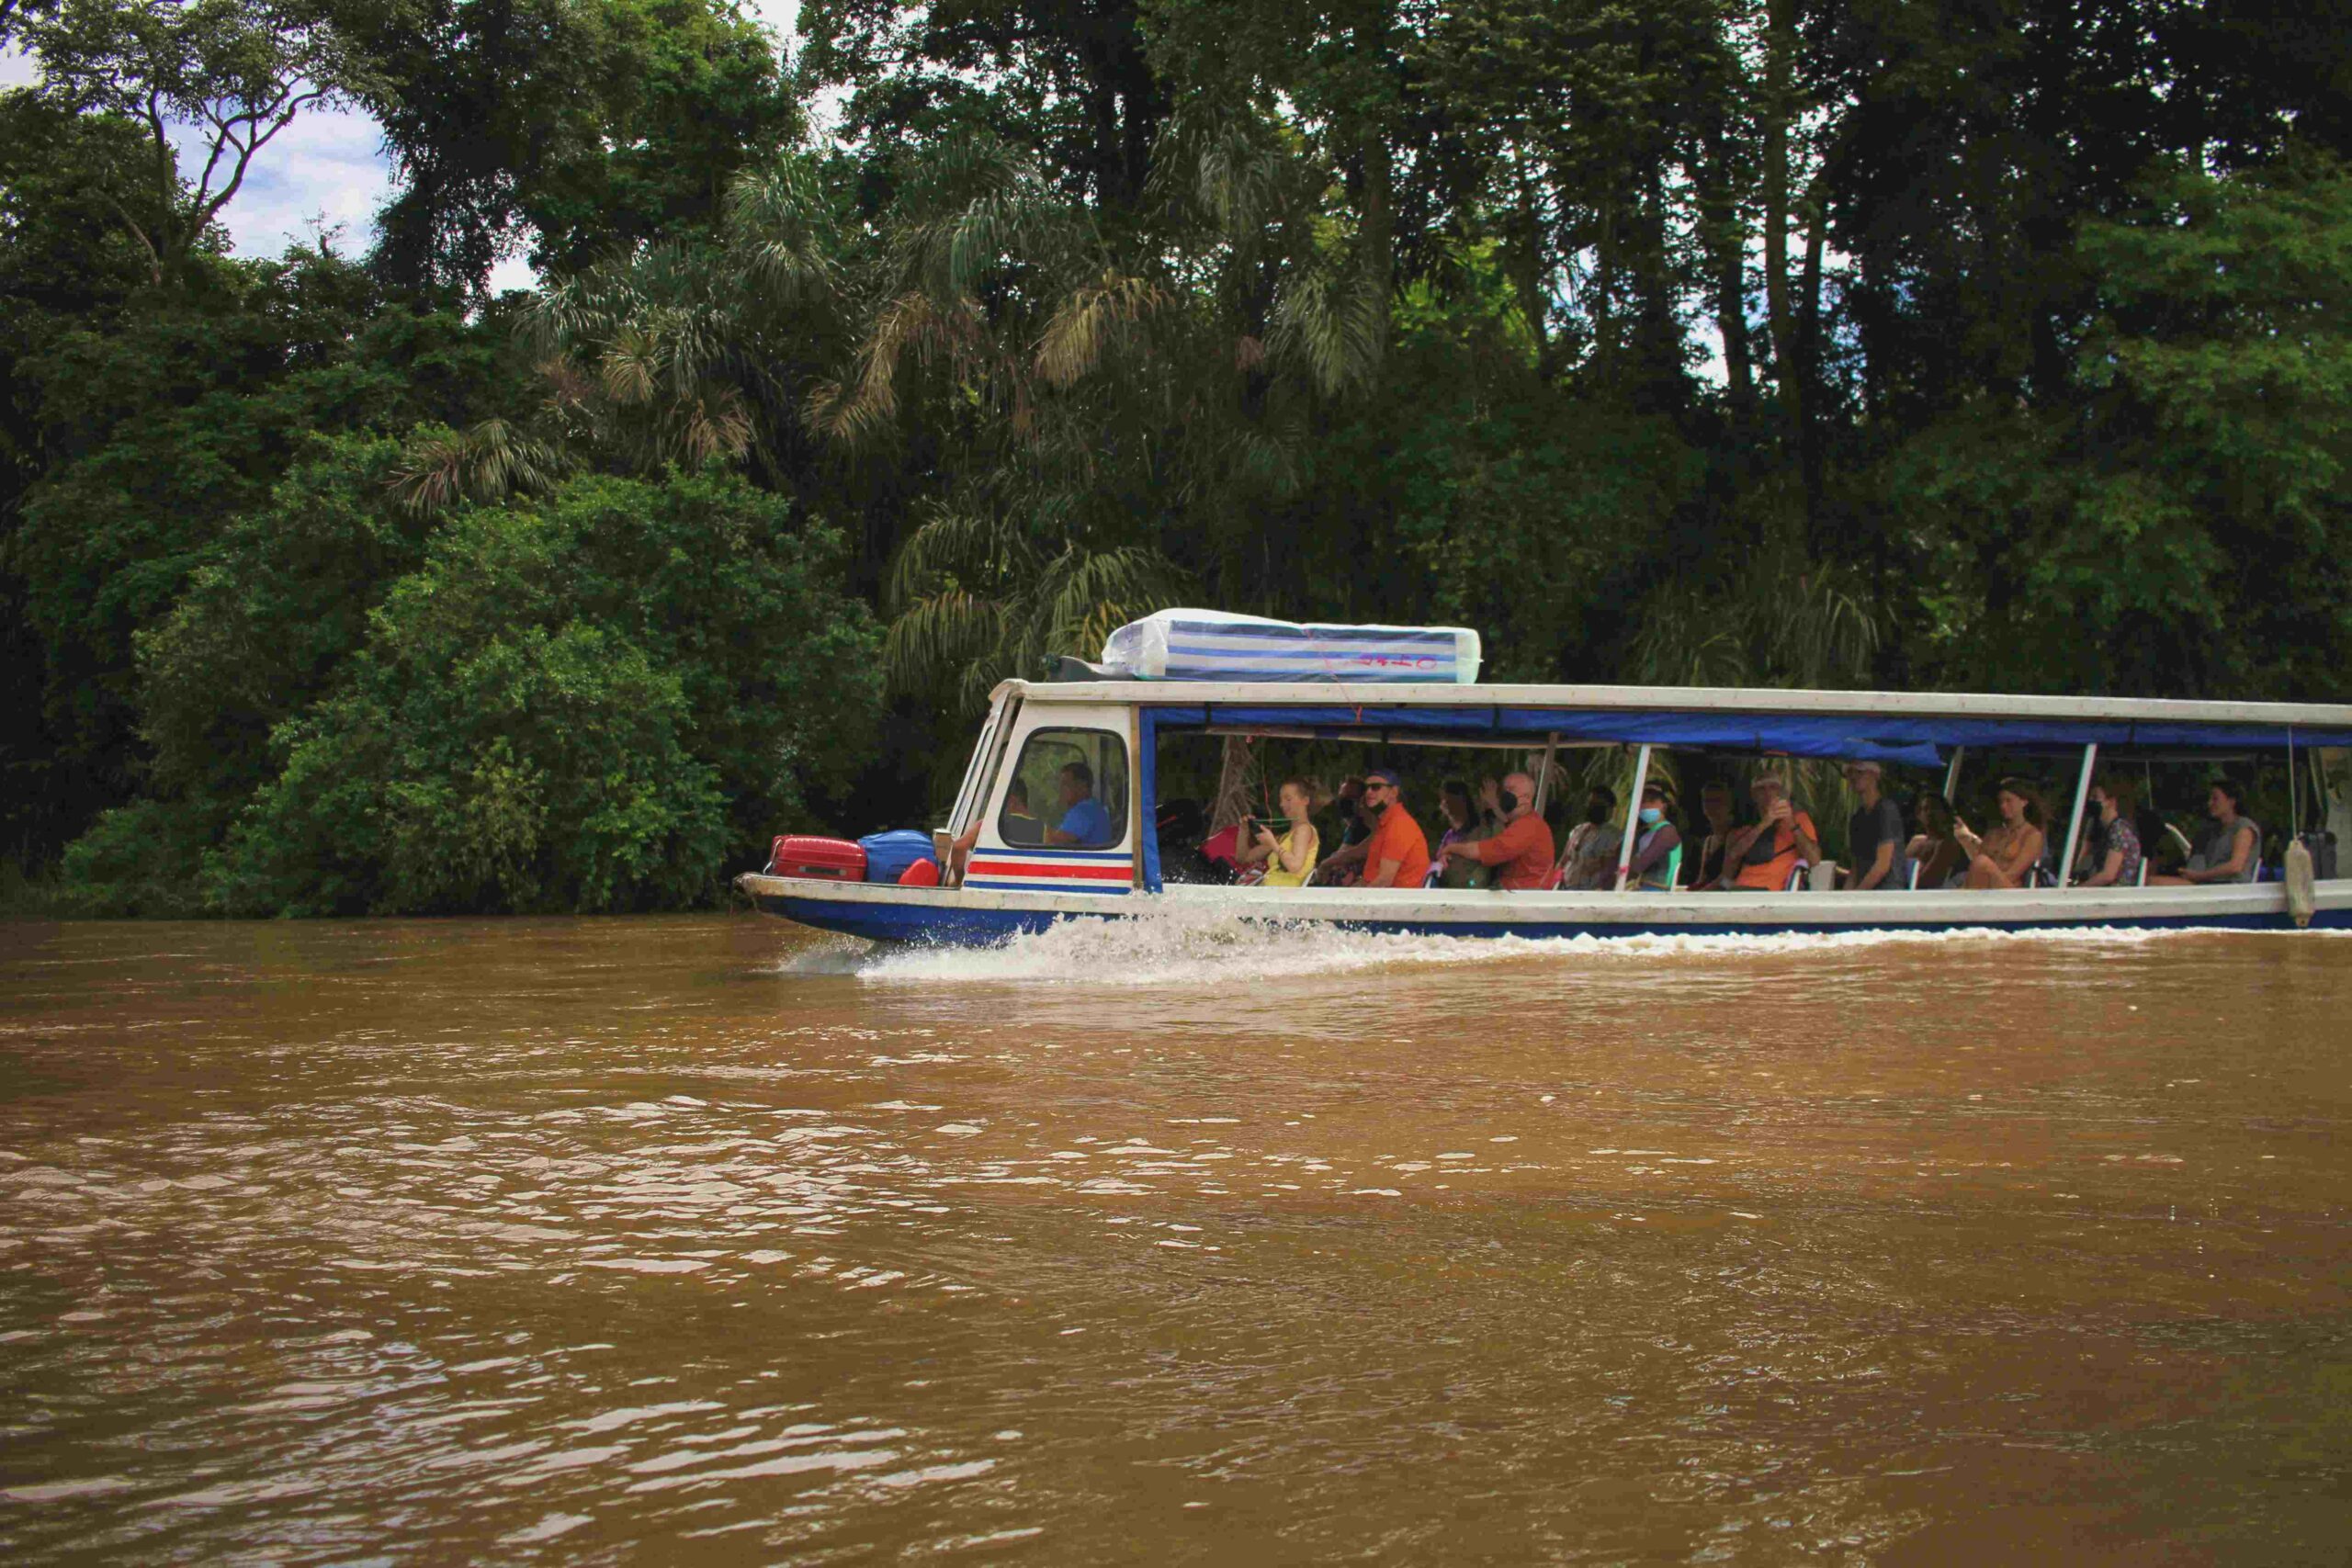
803;0;1170;221
67;468;882;915
5;251;524;857
1892;155;2352;700
358;0;803;293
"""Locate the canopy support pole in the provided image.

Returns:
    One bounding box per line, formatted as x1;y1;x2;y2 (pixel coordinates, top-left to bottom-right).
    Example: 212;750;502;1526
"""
2057;742;2098;890
1532;733;1559;818
2289;728;2301;834
1942;746;1965;806
1614;743;1653;893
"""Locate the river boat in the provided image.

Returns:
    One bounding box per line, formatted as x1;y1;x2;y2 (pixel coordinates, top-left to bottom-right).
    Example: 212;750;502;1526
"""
740;627;2352;944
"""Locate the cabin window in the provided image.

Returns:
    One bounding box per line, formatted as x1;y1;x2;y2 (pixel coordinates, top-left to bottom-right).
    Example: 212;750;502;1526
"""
1000;728;1129;849
948;696;1013;837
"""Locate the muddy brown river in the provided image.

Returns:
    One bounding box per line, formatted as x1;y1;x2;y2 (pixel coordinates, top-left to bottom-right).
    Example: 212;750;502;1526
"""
1;914;2347;1563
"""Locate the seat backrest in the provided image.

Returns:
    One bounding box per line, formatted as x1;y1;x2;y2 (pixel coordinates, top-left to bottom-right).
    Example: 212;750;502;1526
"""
1783;860;1812;893
1906;859;1924;890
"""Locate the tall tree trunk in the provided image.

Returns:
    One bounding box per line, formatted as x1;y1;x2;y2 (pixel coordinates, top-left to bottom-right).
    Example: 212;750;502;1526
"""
1507;165;1555;379
1361;120;1395;321
1797;200;1827;545
1762;0;1799;431
1590;204;1618;382
1700;117;1755;422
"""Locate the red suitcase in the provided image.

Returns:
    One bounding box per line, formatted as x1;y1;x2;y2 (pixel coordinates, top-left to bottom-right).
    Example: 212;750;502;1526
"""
767;835;867;880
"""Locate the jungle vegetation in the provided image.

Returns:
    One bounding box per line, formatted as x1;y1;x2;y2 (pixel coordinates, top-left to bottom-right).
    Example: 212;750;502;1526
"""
3;0;2349;913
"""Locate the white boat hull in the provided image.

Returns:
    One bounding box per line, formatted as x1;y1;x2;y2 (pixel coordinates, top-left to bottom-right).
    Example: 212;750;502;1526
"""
739;874;2352;945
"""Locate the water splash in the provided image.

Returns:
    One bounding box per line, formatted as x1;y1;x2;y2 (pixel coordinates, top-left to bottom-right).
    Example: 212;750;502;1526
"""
841;902;2325;988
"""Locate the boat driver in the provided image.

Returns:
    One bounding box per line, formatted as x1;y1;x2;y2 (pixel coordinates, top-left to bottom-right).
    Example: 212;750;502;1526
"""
1047;761;1114;846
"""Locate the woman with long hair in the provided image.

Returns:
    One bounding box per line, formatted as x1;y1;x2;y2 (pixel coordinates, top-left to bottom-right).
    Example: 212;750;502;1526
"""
1236;777;1327;888
1905;793;1967;889
2151;776;2262;885
1957;778;2048;889
1435;779;1494;888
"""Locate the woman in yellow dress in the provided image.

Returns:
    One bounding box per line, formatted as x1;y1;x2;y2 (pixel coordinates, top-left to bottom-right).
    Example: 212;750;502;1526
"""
1238;777;1323;887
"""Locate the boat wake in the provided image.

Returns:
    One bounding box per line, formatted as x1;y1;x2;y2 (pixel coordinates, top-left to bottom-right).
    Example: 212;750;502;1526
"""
784;904;2329;988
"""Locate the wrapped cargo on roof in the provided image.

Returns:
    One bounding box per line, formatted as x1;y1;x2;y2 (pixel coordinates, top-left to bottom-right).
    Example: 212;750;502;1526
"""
1101;609;1481;684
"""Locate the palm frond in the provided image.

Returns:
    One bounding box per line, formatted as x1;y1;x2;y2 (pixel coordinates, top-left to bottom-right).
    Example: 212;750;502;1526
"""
599;325;659;406
387;419;567;517
1035;270;1170;389
881;590;1011;701
728;154;839;303
674;389;754;467
1038;544;1189;655
887;503;1037;609
1270;265;1385;397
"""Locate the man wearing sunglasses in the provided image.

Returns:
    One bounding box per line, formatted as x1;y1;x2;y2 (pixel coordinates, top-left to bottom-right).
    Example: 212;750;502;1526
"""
1357;769;1431;889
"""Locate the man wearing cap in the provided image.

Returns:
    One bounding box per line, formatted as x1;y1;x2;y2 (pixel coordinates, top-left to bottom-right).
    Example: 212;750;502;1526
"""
1357;769;1431;889
1841;759;1905;891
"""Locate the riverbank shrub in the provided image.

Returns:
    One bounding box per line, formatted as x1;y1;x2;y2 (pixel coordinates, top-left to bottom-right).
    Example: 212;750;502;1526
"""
63;468;881;917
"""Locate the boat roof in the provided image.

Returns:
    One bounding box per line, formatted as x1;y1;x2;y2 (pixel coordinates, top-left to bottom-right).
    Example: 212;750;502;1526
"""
994;679;2352;758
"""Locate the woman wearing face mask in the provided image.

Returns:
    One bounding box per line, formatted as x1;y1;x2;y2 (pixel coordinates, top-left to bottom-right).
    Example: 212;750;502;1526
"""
2075;773;2143;887
1623;781;1683;890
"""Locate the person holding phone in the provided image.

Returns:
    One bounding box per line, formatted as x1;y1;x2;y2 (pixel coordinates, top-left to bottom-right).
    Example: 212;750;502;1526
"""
1724;773;1820;890
1236;778;1324;888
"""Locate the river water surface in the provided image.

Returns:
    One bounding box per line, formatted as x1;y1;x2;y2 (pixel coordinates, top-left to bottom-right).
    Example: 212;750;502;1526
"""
2;913;2348;1563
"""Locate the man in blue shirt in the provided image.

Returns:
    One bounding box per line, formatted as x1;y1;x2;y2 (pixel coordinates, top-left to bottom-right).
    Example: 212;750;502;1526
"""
1048;761;1114;846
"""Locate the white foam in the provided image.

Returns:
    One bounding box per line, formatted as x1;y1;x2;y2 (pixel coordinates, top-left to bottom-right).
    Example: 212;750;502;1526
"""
837;902;2333;988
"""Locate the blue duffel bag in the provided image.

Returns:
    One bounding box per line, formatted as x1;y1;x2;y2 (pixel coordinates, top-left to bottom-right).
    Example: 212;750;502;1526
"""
859;829;935;885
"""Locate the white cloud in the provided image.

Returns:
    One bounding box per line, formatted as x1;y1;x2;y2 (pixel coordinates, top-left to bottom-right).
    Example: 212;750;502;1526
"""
172;102;397;262
487;254;537;294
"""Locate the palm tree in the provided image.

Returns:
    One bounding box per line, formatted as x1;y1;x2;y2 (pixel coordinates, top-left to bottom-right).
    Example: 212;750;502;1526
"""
521;152;846;480
816;107;1396;710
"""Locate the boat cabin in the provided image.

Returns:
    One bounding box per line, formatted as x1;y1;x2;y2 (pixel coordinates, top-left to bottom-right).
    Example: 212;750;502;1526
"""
939;676;2352;900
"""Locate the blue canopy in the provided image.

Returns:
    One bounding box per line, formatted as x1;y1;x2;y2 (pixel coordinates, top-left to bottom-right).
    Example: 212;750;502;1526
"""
1129;701;2344;892
1144;703;2352;758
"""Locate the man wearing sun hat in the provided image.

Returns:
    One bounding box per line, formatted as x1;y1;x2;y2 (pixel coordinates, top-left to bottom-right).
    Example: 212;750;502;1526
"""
1357;768;1431;889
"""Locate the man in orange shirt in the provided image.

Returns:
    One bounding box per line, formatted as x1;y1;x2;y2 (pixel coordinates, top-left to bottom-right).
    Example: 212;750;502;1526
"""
1724;773;1820;890
1357;769;1431;888
1438;770;1555;889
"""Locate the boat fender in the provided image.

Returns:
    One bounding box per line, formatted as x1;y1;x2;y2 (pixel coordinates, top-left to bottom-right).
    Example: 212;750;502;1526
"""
2284;837;2316;929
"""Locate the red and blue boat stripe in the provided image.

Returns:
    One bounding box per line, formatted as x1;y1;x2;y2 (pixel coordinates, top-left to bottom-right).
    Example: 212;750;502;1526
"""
963;846;1135;895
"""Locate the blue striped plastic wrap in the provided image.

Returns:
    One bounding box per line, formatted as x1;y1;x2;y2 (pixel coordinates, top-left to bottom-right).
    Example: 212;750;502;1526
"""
1101;611;1482;684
